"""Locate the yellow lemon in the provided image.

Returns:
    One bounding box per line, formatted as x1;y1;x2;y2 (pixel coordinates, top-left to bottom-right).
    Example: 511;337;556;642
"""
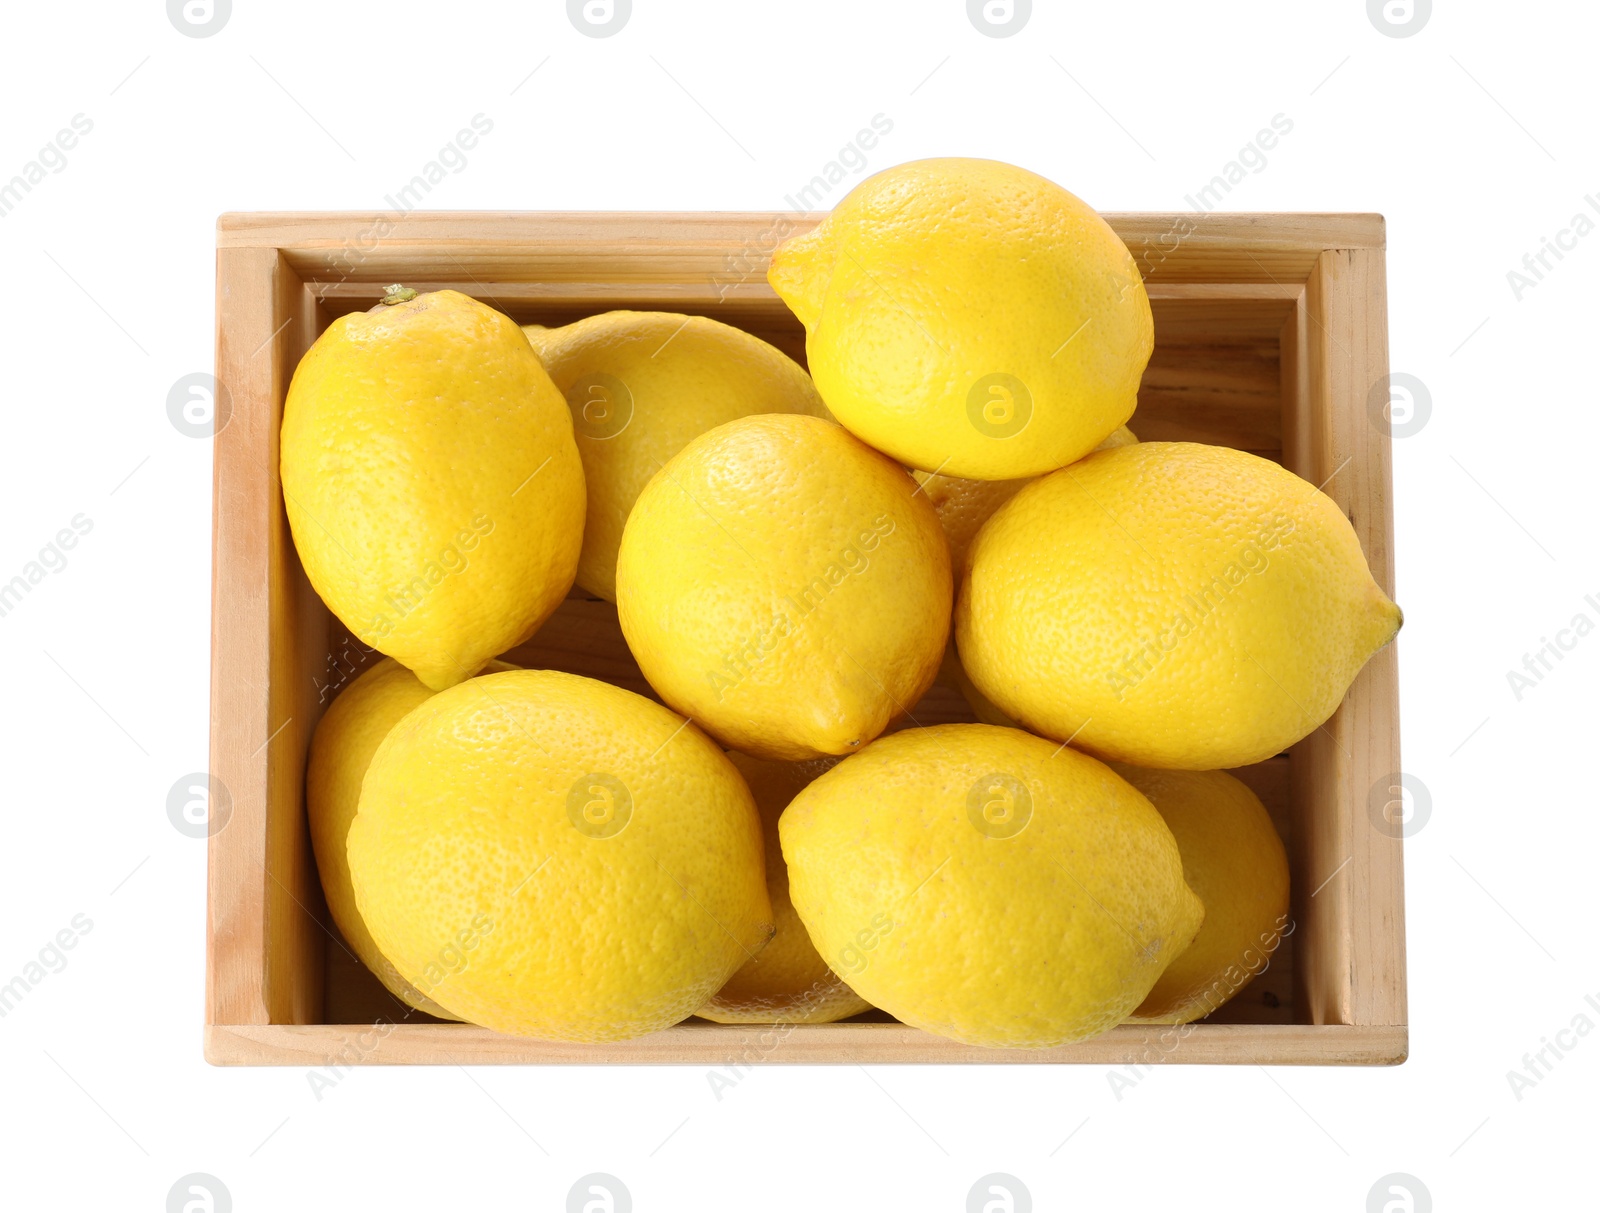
913;473;1030;580
1096;423;1141;450
282;290;585;690
950;648;1018;729
520;323;551;361
769;158;1152;480
306;656;516;1020
537;310;829;601
348;669;772;1042
914;424;1137;578
698;752;871;1025
779;724;1203;1048
1110;764;1291;1025
957;442;1402;769
940;426;1135;725
616;414;951;761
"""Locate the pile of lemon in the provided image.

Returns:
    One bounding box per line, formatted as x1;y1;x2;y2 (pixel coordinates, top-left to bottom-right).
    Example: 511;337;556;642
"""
285;158;1400;1048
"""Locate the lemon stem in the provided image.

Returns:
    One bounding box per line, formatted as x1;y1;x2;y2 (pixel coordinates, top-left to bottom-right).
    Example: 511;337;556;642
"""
380;284;418;306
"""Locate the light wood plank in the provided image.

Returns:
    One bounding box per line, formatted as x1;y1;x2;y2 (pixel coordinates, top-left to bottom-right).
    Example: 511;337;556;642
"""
1135;341;1282;453
205;1021;1406;1067
215;211;1383;287
209;248;296;1024
1286;249;1405;1029
211;251;329;1027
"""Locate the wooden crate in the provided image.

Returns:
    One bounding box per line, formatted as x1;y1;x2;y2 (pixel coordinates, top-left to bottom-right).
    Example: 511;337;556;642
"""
207;212;1405;1066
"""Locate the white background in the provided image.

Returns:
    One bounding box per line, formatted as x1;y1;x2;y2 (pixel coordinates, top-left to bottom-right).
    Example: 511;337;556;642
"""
0;0;1591;1209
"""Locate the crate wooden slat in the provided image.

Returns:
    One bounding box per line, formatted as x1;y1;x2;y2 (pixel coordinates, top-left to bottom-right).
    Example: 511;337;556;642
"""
1291;248;1407;1029
215;211;1386;286
208;211;1405;1066
207;1022;1405;1068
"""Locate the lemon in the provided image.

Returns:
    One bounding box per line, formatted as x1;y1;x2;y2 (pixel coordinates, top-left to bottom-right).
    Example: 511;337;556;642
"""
348;669;772;1042
537;310;829;601
616;414;951;761
780;724;1201;1048
1096;423;1141;451
913;424;1137;578
938;426;1135;726
520;323;551;361
698;752;871;1025
913;473;1030;580
769;158;1152;480
306;656;515;1020
957;442;1402;769
950;648;1018;728
282;290;585;690
1110;764;1291;1024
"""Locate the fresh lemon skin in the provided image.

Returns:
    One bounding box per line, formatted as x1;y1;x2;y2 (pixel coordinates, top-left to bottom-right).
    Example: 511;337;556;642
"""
347;669;773;1042
957;441;1402;769
1096;423;1141;450
769;158;1152;480
616;414;951;761
1111;764;1291;1025
306;656;516;1020
537;310;828;602
779;724;1203;1048
520;323;551;362
697;752;871;1025
282;290;585;691
914;424;1138;579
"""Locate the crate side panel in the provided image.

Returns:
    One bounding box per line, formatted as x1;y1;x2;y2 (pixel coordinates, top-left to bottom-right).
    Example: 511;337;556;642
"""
1134;340;1282;459
1287;248;1405;1029
264;279;334;1025
1288;263;1351;1025
216;211;1383;286
209;248;286;1026
1278;293;1318;1025
206;1021;1406;1067
1310;248;1405;1028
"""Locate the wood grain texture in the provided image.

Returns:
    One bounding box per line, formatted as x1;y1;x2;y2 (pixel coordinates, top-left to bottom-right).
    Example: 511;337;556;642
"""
1135;341;1282;456
209;210;1403;1065
216;210;1383;287
210;250;261;1025
1285;248;1405;1031
209;246;280;1026
210;250;328;1027
205;1021;1406;1067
